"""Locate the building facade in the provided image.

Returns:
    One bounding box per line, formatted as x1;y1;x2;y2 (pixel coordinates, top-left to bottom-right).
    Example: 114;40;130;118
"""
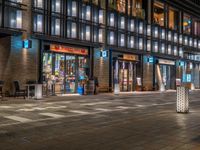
0;0;200;95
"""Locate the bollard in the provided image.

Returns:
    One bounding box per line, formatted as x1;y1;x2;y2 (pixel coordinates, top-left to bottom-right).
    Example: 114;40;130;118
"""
176;86;189;113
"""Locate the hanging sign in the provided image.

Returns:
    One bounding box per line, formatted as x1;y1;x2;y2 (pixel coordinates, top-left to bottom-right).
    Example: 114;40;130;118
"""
50;44;88;56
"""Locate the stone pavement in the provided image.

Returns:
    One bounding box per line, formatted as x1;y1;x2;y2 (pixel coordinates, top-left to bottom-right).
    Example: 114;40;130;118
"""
0;91;200;150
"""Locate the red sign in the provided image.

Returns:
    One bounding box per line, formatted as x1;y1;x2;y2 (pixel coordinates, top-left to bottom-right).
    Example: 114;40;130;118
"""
50;44;88;56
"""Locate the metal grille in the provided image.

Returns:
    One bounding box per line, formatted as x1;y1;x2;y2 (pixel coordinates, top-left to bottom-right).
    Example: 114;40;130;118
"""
176;86;189;113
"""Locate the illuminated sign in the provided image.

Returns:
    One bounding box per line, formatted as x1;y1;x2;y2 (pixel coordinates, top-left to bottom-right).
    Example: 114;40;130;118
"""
158;59;175;65
50;44;88;56
100;50;108;58
148;57;154;63
123;54;139;61
23;40;32;49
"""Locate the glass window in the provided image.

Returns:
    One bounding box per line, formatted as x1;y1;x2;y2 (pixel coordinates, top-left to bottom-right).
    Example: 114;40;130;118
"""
67;0;77;17
153;26;159;38
119;16;125;29
183;14;192;34
127;35;135;48
81;4;91;21
153;1;164;26
139;21;144;34
189;37;193;47
174;33;178;43
100;0;106;9
153;41;158;53
108;31;115;45
52;0;61;13
161;43;165;53
109;0;116;9
118;33;125;47
33;14;43;32
128;19;135;32
93;8;98;23
174;46;178;56
99;10;105;24
168;7;179;30
99;28;104;43
146;40;151;52
4;7;22;29
168;31;172;41
108;13;115;27
193;20;200;36
67;21;77;38
51;18;60;36
161;28;165;39
34;0;43;8
139;38;143;50
80;25;91;41
179;47;183;57
168;45;172;55
92;0;98;5
117;0;126;13
0;6;2;26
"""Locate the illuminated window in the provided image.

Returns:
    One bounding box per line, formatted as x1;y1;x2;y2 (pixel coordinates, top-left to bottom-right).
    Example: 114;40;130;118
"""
109;13;115;27
34;14;43;32
183;14;191;34
119;16;125;29
118;33;125;47
168;45;172;55
99;29;104;43
80;25;91;41
139;38;143;50
81;4;91;21
5;8;22;29
108;31;115;45
168;7;179;30
67;21;77;38
99;10;104;24
117;0;126;13
51;18;60;36
68;1;77;17
153;41;158;53
128;19;135;32
34;0;43;8
127;35;135;48
153;1;164;26
52;0;61;13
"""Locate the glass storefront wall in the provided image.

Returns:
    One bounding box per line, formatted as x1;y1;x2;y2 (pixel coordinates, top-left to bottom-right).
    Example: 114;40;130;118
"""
43;53;89;95
113;54;140;93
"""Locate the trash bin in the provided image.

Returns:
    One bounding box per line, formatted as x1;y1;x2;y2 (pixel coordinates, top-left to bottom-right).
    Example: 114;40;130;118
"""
77;86;84;95
176;86;189;113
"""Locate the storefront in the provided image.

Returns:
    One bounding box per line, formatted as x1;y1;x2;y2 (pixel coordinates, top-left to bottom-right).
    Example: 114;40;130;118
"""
113;53;141;93
42;43;89;95
155;58;176;91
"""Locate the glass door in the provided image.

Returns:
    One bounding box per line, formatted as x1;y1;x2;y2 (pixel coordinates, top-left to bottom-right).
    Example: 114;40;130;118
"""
65;55;76;93
54;54;65;93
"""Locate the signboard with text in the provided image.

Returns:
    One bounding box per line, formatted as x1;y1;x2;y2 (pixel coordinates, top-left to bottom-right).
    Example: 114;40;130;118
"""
50;44;88;56
123;54;139;61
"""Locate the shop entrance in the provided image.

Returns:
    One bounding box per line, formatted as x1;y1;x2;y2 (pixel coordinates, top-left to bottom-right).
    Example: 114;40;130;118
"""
43;53;89;94
156;64;176;90
113;60;137;92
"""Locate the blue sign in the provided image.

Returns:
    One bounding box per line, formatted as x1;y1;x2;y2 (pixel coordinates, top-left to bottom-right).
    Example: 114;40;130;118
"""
148;57;154;63
23;40;32;49
101;50;108;58
179;61;184;67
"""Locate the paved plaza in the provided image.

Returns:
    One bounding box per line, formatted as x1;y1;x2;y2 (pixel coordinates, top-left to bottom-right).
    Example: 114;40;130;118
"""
0;91;200;150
